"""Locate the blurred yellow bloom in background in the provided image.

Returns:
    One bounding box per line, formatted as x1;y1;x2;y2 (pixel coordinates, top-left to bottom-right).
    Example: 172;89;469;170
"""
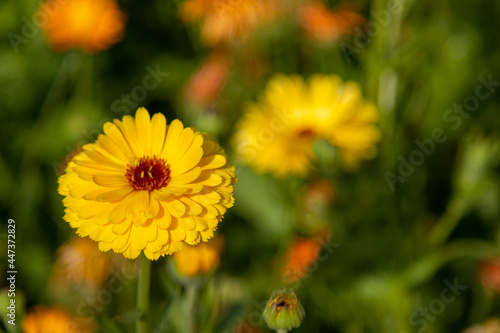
39;0;126;53
173;236;223;276
178;0;277;46
58;108;236;260
233;74;380;176
50;236;112;290
22;306;96;333
299;2;365;43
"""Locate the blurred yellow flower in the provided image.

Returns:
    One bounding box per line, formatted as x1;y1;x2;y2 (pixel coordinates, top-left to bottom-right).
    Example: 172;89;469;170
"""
58;108;236;260
183;50;230;106
50;236;112;290
178;0;277;46
22;306;96;333
173;236;223;276
299;2;365;43
39;0;126;53
233;74;380;176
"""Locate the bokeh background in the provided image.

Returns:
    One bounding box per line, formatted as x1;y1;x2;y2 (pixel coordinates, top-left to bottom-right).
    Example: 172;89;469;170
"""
1;0;500;332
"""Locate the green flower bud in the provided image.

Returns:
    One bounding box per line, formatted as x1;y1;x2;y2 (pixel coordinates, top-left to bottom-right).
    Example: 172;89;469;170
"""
263;288;305;331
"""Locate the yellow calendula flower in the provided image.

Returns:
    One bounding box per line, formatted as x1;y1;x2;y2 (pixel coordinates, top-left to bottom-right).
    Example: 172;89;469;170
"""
58;108;236;260
173;236;223;276
38;0;126;54
233;74;380;176
22;306;96;333
178;0;277;46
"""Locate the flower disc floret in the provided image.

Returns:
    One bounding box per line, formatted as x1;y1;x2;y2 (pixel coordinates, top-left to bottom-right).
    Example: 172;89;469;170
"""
125;156;171;191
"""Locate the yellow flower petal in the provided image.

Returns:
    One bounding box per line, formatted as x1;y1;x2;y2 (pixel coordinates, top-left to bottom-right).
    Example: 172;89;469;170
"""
169;167;202;186
103;121;135;161
93;174;129;188
138;220;158;243
179;197;203;216
135;107;152;156
161;119;184;160
96;187;133;202
144;197;160;218
114;115;142;157
112;220;131;235
163;198;186;217
178;216;196;230
169;134;204;176
199;154;226;170
170;225;186;242
123;244;141;259
151;112;167;156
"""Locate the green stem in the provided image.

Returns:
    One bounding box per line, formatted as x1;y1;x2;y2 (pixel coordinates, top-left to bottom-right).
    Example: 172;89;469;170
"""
428;196;468;247
136;253;152;333
73;53;93;101
402;239;500;287
185;284;199;333
277;330;288;333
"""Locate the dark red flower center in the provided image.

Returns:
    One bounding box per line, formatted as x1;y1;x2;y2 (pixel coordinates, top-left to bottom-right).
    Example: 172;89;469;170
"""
125;156;171;191
297;128;317;139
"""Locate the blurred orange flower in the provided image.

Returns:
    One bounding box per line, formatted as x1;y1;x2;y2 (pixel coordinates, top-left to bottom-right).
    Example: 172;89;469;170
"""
39;0;126;53
299;2;364;43
233;322;265;333
302;179;335;211
22;306;96;333
173;237;223;277
50;236;113;291
178;0;277;46
463;318;500;333
480;259;500;294
282;231;330;284
184;51;230;106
